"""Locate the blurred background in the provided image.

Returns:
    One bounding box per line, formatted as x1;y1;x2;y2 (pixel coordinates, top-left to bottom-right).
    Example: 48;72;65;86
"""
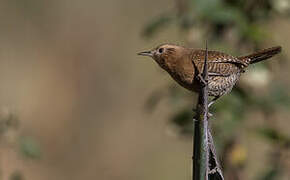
0;0;289;180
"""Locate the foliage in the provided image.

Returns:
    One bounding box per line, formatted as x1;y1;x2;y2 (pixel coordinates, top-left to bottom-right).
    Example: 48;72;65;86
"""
0;111;41;179
19;136;41;159
142;0;290;179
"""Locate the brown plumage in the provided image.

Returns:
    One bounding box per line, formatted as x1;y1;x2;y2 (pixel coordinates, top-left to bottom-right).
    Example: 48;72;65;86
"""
138;44;282;106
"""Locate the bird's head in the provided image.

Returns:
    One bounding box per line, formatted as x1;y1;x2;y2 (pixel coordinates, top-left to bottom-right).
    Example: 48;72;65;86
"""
138;44;187;69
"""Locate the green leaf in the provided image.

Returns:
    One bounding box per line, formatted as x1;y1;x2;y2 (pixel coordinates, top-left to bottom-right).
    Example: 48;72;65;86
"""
255;127;290;146
9;171;23;180
19;136;41;159
269;86;290;107
242;24;268;43
170;109;194;135
257;167;280;180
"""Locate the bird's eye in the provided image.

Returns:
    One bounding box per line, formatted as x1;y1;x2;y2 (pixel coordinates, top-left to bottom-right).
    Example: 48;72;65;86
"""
158;48;164;53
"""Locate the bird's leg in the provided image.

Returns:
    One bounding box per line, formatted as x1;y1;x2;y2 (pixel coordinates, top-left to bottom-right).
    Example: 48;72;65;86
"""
208;96;220;108
206;96;221;117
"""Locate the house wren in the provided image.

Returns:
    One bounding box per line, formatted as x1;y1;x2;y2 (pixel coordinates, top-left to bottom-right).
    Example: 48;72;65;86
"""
138;44;281;106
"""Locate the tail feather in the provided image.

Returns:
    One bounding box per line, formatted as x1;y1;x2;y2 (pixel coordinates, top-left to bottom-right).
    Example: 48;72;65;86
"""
239;46;282;64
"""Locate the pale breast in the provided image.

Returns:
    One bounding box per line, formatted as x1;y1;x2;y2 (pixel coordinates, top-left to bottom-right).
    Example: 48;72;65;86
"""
208;72;241;97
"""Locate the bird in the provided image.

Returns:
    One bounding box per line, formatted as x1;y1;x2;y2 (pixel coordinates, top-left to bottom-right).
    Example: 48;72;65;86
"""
138;44;282;107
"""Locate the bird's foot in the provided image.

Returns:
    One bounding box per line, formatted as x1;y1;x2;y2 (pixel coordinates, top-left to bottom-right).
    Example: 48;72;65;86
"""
208;96;220;108
208;101;214;108
196;73;207;87
208;112;213;117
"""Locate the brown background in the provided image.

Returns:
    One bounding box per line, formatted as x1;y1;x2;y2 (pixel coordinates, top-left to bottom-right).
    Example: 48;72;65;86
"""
0;0;289;180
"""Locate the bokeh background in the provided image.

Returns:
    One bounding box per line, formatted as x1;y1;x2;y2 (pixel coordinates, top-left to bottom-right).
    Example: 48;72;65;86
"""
0;0;289;180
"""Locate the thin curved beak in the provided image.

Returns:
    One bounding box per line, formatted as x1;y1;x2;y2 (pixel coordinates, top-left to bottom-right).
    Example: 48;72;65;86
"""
137;51;153;57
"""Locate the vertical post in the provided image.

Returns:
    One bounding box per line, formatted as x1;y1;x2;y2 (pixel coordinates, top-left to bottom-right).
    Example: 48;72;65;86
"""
193;42;209;180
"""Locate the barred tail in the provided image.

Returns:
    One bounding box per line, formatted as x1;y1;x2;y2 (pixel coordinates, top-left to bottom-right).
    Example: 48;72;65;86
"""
239;46;282;64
